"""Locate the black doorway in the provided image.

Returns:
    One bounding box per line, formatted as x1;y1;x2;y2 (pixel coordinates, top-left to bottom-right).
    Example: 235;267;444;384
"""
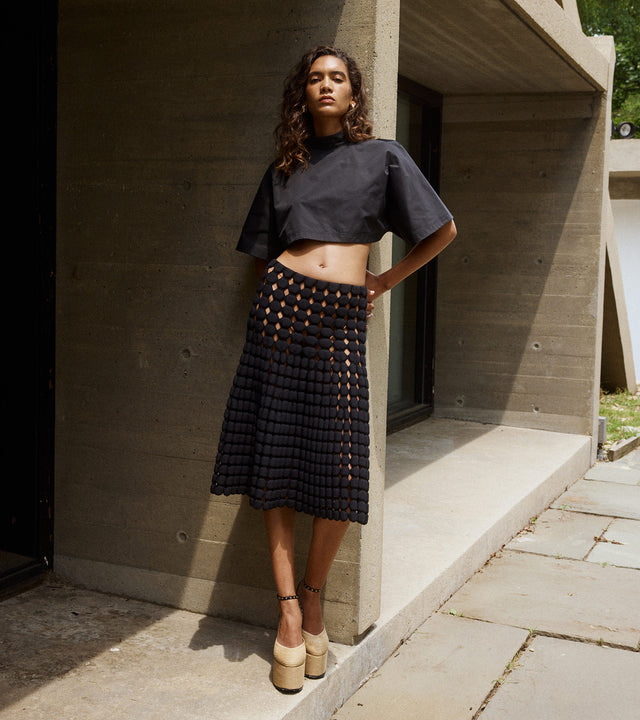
387;78;443;434
1;1;56;592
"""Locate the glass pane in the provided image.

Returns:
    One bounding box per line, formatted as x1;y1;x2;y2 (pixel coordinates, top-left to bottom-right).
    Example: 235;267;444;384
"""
387;94;421;414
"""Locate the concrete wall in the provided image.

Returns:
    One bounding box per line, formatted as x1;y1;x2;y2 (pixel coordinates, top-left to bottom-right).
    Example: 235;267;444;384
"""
610;199;640;382
609;139;640;383
601;197;637;393
434;89;611;436
53;0;615;644
55;0;399;644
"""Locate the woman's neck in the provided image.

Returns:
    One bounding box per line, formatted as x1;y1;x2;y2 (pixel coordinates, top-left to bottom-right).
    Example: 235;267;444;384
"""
312;118;343;137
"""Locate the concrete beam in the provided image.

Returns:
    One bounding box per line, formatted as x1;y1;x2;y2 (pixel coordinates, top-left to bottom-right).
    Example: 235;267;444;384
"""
557;0;583;29
610;139;640;178
502;0;609;90
399;0;609;95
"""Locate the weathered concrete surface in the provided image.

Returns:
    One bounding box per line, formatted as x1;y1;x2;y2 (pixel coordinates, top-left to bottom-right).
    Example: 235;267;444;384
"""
506;508;612;560
334;613;528;720
480;636;640;720
586;517;640;569
441;550;640;648
552;478;640;519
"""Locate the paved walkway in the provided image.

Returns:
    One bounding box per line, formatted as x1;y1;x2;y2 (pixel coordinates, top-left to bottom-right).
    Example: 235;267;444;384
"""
334;448;640;720
1;436;637;720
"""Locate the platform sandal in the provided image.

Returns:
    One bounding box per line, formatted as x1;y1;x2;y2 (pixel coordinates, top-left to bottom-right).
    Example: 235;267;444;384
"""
272;593;306;694
298;580;329;679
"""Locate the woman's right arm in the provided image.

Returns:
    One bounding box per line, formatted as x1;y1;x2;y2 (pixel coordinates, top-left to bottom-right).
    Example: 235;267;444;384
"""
366;219;457;301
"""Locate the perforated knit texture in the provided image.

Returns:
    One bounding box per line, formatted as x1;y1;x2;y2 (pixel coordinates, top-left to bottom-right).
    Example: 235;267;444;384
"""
211;260;370;524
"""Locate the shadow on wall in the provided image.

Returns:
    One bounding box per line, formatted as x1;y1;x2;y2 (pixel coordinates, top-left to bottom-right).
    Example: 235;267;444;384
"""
435;95;605;436
53;0;349;687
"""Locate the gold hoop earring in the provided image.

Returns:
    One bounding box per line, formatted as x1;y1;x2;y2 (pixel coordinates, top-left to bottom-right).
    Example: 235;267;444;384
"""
350;102;356;110
301;104;307;113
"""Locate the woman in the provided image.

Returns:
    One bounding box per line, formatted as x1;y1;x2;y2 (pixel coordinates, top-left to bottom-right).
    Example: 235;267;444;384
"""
211;45;456;693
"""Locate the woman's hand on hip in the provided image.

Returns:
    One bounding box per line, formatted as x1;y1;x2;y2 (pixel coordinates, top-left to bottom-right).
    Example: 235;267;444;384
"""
365;270;389;319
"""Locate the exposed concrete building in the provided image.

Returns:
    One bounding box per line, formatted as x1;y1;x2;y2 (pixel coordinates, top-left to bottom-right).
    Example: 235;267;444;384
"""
7;0;625;650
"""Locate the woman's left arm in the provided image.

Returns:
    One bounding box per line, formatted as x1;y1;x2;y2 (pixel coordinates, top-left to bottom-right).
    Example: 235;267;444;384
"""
366;220;457;303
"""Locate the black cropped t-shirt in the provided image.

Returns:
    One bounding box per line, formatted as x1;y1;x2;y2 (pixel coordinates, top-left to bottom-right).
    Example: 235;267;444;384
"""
236;131;453;261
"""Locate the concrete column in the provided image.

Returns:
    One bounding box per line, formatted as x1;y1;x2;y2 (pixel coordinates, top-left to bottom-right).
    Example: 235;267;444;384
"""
588;36;617;459
335;0;401;640
55;0;399;645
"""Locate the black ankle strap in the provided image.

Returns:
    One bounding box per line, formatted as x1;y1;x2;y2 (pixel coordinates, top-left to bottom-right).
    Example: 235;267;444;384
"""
302;579;322;593
277;593;299;602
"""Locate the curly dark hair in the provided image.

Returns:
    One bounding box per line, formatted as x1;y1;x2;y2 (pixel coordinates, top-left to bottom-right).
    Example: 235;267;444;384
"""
274;45;374;176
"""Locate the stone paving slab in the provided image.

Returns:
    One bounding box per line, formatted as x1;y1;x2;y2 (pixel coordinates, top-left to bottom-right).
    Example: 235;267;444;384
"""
505;509;611;560
480;635;640;720
586;518;640;569
332;613;528;720
551;479;640;520
440;550;640;648
614;447;640;469
584;463;640;485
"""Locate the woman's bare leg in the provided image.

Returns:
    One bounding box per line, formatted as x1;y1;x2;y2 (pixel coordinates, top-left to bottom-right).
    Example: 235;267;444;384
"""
264;507;303;647
299;517;350;634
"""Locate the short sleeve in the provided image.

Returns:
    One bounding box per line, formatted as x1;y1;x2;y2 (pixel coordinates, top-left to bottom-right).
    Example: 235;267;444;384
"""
235;165;282;261
385;142;453;245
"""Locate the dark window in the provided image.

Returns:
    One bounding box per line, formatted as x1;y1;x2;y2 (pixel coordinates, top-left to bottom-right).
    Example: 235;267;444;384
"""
387;80;443;434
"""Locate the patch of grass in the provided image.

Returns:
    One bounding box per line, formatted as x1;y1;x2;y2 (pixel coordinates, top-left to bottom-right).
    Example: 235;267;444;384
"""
599;389;640;450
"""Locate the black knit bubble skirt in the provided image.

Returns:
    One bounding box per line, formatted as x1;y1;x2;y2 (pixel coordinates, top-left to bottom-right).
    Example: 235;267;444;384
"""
211;260;370;524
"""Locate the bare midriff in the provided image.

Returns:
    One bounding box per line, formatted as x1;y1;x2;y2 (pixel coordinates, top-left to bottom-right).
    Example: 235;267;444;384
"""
277;239;371;286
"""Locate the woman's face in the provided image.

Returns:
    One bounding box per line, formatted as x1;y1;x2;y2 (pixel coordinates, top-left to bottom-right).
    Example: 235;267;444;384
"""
305;55;353;135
